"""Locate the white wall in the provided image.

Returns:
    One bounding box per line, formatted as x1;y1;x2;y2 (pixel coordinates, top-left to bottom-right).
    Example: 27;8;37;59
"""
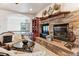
36;3;79;17
0;10;9;34
7;14;32;32
0;14;7;33
36;4;54;17
0;10;32;34
61;3;79;11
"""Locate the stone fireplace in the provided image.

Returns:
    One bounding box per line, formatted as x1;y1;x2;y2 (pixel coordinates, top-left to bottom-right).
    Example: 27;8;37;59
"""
39;11;79;45
0;32;14;44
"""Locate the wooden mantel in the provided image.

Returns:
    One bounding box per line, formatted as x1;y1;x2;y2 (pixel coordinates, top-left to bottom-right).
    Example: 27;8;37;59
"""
40;11;70;21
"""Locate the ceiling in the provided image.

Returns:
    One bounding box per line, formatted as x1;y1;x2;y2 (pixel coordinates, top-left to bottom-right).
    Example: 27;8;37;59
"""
0;3;51;16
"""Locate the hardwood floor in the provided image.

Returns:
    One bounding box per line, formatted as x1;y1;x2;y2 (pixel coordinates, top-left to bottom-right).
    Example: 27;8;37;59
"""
36;37;74;56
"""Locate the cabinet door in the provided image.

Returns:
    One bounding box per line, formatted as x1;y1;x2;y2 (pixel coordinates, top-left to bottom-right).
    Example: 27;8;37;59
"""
32;19;40;39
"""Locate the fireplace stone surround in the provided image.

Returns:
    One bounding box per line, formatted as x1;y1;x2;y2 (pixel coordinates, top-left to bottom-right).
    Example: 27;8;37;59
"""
0;32;15;44
39;11;79;46
0;32;23;48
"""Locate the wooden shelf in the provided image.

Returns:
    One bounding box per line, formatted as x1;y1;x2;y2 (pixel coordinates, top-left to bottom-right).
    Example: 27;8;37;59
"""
40;11;70;21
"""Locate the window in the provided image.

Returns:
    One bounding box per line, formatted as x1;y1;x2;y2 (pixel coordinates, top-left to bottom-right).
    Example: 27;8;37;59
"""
21;23;30;32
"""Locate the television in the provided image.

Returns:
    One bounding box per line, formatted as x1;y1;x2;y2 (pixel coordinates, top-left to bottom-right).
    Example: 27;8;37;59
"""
41;24;49;38
53;23;69;41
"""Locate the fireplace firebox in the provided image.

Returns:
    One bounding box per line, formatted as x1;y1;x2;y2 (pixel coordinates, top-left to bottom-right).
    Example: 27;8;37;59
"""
53;23;69;41
3;35;12;43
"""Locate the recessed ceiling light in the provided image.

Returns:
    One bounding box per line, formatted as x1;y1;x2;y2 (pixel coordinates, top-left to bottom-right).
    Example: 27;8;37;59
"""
29;8;32;11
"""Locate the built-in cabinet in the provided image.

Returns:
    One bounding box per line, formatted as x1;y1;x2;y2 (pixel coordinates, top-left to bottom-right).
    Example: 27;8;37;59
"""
32;17;40;41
